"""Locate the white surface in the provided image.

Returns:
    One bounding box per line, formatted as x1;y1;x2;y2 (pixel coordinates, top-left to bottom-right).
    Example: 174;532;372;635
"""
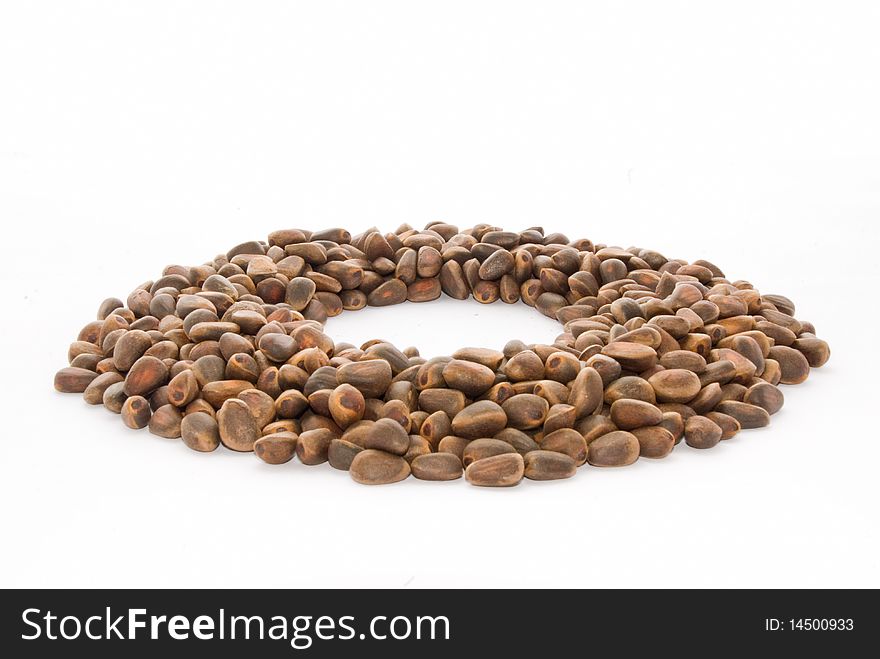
1;1;878;588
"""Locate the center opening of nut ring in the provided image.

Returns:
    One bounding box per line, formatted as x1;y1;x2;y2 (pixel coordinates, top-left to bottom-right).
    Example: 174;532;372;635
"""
326;297;562;360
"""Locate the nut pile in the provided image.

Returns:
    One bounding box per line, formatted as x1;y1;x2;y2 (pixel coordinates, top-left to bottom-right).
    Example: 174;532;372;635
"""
54;224;830;486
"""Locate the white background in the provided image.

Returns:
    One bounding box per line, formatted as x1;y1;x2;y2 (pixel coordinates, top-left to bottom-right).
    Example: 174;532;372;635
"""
1;1;878;588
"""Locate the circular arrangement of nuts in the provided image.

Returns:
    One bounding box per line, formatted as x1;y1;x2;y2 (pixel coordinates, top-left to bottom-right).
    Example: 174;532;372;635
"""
54;224;831;486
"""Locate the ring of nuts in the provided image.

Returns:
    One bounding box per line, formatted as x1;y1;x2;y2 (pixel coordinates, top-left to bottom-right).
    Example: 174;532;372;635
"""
55;223;831;486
